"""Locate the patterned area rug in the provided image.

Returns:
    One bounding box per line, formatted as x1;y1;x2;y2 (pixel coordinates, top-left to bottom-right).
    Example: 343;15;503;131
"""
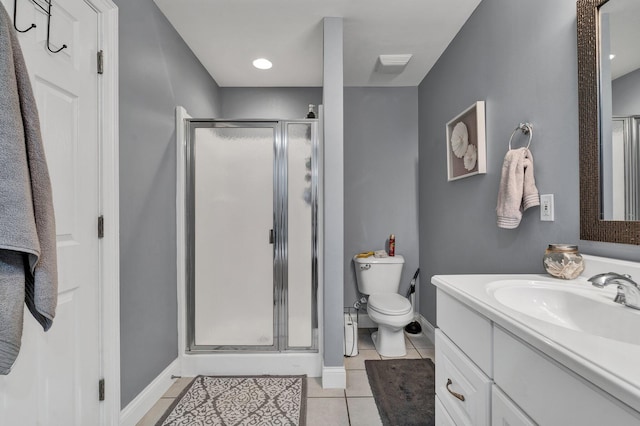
365;359;435;426
156;375;307;426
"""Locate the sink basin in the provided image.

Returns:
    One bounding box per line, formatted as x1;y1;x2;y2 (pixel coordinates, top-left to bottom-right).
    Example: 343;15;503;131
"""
486;280;640;345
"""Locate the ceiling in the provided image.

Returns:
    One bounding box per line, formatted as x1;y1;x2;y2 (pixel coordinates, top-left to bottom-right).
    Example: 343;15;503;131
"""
153;0;482;87
603;0;640;80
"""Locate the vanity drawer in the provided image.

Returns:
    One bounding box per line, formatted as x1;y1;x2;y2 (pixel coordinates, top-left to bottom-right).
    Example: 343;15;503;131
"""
437;289;492;376
435;329;491;426
435;396;456;426
491;384;535;426
494;326;640;426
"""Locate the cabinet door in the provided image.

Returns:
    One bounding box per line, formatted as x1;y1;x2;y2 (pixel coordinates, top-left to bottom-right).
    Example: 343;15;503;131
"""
437;289;493;376
494;326;640;425
492;385;535;426
436;396;457;426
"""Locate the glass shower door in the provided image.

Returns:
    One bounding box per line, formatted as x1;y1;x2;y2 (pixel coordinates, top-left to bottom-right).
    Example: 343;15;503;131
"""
186;119;318;352
285;122;317;349
189;123;278;349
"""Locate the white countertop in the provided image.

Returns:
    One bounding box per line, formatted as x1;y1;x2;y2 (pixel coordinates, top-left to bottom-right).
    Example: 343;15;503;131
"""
432;271;640;413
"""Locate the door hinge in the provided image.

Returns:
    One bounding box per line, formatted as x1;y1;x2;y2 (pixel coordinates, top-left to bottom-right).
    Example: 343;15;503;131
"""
98;378;105;401
97;50;104;75
269;229;274;244
98;215;104;239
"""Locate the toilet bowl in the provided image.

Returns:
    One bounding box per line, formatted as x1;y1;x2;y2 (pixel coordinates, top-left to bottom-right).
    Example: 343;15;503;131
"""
367;293;413;357
353;254;413;357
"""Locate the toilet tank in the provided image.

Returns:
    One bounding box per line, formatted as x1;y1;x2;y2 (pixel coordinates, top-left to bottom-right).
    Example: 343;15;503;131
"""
353;255;405;295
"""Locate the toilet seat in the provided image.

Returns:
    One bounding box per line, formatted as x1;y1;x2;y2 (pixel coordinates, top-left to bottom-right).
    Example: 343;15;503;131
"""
368;293;412;316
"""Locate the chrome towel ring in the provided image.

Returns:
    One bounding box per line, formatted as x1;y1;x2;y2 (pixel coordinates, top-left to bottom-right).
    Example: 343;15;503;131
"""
508;122;533;150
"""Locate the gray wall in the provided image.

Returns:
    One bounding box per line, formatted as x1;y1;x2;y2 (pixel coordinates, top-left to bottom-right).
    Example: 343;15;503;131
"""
418;0;579;326
417;0;640;326
344;87;419;309
613;68;640;116
116;0;222;407
322;17;345;369
221;87;322;119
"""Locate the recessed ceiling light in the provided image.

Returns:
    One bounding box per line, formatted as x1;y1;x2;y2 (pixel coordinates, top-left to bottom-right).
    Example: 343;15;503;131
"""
610;54;616;60
253;58;272;70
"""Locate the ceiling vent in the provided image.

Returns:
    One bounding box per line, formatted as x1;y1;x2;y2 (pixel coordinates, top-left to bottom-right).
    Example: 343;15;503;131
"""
375;54;412;74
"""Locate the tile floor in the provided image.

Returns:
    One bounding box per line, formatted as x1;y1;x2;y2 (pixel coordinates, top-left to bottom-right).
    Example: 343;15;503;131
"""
136;329;435;426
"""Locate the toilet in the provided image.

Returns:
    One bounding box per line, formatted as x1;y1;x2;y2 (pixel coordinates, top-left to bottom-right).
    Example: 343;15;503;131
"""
353;254;413;357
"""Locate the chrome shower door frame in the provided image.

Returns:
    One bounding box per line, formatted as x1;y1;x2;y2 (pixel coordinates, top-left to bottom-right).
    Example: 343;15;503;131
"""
185;119;318;353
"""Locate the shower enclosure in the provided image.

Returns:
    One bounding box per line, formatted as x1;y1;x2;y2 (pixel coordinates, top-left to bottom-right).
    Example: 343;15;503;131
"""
185;119;318;352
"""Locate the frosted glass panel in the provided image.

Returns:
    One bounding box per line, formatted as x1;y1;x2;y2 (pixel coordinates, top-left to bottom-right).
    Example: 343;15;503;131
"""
193;126;275;346
287;123;313;347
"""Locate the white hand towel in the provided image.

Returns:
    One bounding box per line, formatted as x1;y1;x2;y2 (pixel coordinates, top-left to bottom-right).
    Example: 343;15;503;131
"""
496;148;540;229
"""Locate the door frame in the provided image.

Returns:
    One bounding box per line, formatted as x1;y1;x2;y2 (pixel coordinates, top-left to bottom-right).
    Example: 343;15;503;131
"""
85;0;120;424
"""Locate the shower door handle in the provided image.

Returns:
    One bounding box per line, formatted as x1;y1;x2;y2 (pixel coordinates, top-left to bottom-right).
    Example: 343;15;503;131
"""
269;229;275;244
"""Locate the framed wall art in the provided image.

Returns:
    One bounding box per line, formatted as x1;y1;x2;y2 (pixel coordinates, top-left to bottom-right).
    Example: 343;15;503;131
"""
446;101;486;181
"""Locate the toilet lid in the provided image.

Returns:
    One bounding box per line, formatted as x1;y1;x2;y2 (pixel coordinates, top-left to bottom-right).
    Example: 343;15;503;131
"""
368;293;412;315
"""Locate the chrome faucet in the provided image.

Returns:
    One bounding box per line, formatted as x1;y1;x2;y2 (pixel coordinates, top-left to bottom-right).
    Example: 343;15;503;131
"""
588;272;640;310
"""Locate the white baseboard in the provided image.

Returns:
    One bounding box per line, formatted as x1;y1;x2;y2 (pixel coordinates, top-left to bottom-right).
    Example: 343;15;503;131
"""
322;365;346;389
119;359;179;426
418;314;435;343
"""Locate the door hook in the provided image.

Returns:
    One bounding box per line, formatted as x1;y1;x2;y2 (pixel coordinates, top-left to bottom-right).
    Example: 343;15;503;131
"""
45;0;67;53
13;0;36;33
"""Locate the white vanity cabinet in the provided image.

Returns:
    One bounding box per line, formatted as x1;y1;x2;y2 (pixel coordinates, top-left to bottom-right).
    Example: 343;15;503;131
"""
435;291;492;425
435;287;640;425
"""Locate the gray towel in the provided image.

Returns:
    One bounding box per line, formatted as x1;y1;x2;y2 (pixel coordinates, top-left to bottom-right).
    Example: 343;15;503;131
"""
496;147;540;229
0;3;58;374
0;251;25;374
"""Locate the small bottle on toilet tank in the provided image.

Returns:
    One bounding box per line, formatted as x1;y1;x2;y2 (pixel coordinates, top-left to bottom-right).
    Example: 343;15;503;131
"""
306;104;316;119
388;234;395;256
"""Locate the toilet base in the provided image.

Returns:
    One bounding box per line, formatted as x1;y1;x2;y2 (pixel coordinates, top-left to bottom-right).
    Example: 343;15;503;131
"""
371;327;407;357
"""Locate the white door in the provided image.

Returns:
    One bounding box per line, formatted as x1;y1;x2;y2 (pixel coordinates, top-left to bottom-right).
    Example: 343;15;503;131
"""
0;0;101;424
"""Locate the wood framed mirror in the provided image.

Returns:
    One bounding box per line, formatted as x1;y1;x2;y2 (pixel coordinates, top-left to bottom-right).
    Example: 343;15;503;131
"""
578;0;640;244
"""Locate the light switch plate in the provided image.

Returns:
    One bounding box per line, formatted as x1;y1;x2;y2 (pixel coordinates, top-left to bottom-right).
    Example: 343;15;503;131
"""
540;194;554;221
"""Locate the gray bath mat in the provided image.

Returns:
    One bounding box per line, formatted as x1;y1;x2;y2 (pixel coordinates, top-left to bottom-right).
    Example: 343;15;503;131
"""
156;375;307;426
365;358;435;426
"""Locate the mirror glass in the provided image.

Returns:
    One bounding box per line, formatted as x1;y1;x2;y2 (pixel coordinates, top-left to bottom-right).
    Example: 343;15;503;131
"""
599;0;640;221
